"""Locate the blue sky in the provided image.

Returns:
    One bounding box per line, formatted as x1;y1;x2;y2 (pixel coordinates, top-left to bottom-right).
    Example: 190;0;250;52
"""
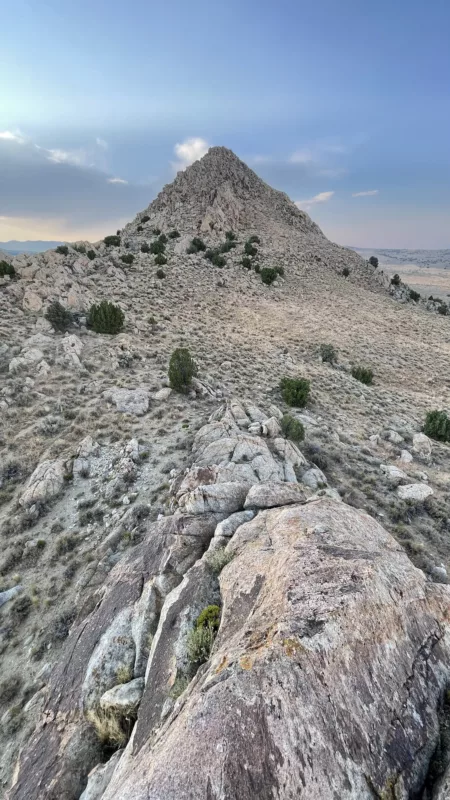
1;0;449;247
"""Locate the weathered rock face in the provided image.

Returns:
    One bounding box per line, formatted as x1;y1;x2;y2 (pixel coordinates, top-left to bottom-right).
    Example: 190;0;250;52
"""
7;401;450;800
100;501;450;800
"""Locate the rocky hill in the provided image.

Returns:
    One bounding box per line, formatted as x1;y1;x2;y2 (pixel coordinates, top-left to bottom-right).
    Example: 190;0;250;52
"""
1;148;450;799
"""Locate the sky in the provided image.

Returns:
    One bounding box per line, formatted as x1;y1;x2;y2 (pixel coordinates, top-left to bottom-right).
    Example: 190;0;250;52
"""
1;0;449;248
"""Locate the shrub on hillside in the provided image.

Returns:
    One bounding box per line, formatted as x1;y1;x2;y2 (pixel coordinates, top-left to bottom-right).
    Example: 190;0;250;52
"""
168;229;180;239
87;250;96;261
205;249;226;267
141;243;150;253
219;240;236;253
438;304;449;316
391;273;401;286
244;241;258;257
136;225;143;233
0;260;15;278
409;289;421;302
169;347;197;393
158;233;168;245
424;410;450;442
280;376;310;407
275;265;285;277
342;267;350;277
150;240;165;255
369;256;379;268
280;414;305;442
320;343;337;364
187;237;206;254
56;245;69;255
351;366;373;385
242;256;252;269
248;235;260;244
254;263;260;273
73;244;86;254
260;267;277;285
104;235;121;247
152;227;161;235
186;605;221;674
156;268;166;278
88;300;124;334
141;215;150;224
225;230;237;241
155;254;167;266
120;253;134;265
45;301;73;332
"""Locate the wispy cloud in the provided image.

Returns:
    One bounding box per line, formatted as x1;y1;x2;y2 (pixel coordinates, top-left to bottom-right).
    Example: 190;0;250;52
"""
295;191;335;210
171;137;209;172
107;177;128;184
0;130;27;144
96;137;108;149
45;148;92;167
352;189;379;197
289;148;314;165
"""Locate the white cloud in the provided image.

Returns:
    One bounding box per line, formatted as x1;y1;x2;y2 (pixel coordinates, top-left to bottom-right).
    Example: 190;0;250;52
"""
295;191;335;210
172;137;209;172
96;137;108;149
45;148;92;167
352;189;379;197
0;130;27;144
289;148;314;164
108;177;128;184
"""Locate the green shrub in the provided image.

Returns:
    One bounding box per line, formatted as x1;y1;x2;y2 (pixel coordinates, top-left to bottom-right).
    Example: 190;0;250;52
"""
0;675;22;705
219;240;236;253
156;268;166;278
151;226;161;235
187;237;206;254
141;243;150;253
155;254;167;266
254;263;260;273
141;215;150;223
369;256;379;268
186;605;221;674
391;273;401;286
280;414;305;442
438;304;449;316
87;250;96;261
205;249;226;267
280;377;310;407
342;267;350;277
88;300;124;334
150;240;165;255
73;243;86;254
136;225;143;233
409;289;420;302
320;343;337;364
225;230;237;241
104;235;121;247
424;410;450;442
275;265;285;277
169;229;180;239
56;245;69;255
206;548;234;575
168;347;197;393
260;267;277;285
120;253;134;265
45;301;73;332
196;605;220;632
244;241;258;257
351;366;374;385
242;256;252;269
159;233;168;245
0;260;15;278
248;234;260;244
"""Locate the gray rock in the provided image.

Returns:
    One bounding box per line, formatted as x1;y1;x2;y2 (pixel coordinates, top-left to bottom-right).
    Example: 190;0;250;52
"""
0;585;23;608
301;467;327;490
244;482;307;509
100;678;144;714
214;510;255;537
397;483;433;501
81;607;136;712
412;432;432;458
79;750;123;800
380;464;408;485
178;481;249;514
387;429;404;444
19;458;71;506
103;387;150;416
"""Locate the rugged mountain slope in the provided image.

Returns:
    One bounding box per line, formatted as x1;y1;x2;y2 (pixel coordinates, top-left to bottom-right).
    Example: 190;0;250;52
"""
1;147;450;798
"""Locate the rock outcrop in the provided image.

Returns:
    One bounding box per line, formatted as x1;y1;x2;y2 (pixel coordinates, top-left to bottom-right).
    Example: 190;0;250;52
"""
7;401;450;800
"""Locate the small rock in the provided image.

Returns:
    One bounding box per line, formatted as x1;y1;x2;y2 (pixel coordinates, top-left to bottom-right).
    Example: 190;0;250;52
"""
397;483;433;502
387;430;404;444
100;677;144;714
214;510;255;537
380;465;408;486
153;387;172;401
244;482;307;509
399;450;413;465
412;433;432;458
301;468;328;490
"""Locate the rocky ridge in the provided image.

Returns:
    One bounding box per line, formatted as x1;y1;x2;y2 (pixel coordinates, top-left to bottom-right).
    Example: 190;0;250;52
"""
1;147;450;797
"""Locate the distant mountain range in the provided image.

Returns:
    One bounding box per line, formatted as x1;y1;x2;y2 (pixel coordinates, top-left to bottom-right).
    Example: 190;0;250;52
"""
0;240;64;255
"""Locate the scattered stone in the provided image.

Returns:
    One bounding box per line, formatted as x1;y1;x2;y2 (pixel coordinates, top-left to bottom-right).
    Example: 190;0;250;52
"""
301;468;327;490
244;481;307;509
103;387;150;416
100;678;144;714
397;483;433;502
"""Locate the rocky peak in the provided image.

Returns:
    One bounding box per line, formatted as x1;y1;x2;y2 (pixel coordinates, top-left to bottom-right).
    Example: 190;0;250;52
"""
126;145;324;238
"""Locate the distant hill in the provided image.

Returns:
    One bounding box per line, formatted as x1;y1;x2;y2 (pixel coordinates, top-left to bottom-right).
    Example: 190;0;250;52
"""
0;240;64;255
